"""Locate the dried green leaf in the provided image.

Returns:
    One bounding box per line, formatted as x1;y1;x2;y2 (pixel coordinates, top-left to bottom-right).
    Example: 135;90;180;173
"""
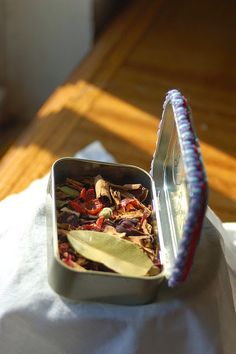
67;230;153;276
58;186;80;198
56;199;69;208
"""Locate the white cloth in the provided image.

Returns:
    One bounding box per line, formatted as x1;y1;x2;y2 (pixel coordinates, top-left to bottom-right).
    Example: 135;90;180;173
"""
0;142;236;354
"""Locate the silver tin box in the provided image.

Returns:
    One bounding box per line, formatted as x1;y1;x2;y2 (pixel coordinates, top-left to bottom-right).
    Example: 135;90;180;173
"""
46;89;208;305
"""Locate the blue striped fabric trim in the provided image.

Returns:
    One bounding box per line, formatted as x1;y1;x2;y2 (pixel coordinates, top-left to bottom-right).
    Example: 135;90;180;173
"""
161;90;208;287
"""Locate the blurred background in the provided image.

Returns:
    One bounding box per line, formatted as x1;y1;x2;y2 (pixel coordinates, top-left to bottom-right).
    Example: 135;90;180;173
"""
0;0;235;220
0;0;127;147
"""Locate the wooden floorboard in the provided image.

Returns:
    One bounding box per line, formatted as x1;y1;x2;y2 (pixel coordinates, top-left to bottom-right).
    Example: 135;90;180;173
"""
0;0;235;221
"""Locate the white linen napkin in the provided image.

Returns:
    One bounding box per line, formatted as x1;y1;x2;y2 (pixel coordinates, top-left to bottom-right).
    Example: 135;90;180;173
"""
0;142;235;354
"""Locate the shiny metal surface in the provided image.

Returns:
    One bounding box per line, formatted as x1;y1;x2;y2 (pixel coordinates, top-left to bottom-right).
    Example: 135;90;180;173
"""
151;90;208;286
151;104;189;277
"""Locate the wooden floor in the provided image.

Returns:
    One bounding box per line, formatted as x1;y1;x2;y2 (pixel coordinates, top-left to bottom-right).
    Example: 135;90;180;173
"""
0;0;235;221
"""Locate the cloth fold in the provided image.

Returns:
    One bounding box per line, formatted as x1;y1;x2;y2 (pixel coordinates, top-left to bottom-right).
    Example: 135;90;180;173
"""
0;142;235;354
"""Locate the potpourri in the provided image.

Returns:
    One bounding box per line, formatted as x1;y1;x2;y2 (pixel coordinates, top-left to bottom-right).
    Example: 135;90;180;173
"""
56;175;161;276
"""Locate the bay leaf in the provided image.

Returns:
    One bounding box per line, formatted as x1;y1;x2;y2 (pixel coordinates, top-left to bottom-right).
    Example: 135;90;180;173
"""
67;230;153;276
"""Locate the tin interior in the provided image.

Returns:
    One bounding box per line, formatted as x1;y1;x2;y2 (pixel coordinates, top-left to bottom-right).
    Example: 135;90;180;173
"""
52;158;160;258
47;158;164;304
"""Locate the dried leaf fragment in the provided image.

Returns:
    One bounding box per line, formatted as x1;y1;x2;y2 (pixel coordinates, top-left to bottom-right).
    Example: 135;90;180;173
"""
67;230;153;276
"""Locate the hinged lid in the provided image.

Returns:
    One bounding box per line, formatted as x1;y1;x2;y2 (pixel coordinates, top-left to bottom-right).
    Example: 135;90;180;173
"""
151;89;208;287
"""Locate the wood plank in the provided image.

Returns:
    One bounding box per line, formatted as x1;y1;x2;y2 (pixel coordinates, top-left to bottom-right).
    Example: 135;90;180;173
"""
0;0;235;221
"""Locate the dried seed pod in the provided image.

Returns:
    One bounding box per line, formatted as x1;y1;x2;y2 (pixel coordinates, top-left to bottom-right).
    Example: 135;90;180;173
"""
95;175;112;205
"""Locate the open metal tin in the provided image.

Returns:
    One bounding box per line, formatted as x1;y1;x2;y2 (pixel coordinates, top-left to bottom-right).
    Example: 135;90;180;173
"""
46;89;208;305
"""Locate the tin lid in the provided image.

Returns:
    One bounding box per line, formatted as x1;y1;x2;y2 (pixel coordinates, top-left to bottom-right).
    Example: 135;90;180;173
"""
151;89;208;287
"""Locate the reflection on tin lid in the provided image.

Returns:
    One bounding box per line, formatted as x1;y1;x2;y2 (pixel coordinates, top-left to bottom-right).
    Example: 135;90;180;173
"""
150;89;208;287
